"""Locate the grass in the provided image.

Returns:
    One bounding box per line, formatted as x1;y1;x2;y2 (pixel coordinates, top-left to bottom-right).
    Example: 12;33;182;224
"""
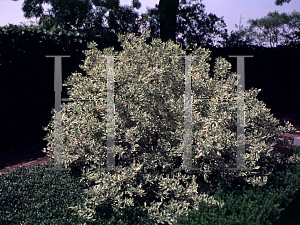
1;145;300;224
0;162;89;224
0;160;156;224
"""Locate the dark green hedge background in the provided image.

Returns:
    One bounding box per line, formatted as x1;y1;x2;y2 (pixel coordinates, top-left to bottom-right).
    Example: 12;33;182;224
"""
0;24;299;152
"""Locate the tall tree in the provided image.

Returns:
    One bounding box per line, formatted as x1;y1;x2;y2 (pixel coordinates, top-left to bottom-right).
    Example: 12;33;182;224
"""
12;0;294;7
176;0;228;48
19;0;143;36
158;0;179;43
103;0;142;36
18;0;229;50
275;0;292;5
229;10;300;47
21;0;94;31
14;0;294;38
139;0;228;48
222;15;252;47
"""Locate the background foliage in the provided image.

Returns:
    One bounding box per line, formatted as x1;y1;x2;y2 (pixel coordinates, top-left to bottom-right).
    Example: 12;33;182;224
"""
1;1;299;151
1;22;299;153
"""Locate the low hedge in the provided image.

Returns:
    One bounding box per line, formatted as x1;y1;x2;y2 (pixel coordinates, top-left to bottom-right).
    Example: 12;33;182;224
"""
0;162;89;224
0;161;156;224
1;146;300;224
174;146;300;225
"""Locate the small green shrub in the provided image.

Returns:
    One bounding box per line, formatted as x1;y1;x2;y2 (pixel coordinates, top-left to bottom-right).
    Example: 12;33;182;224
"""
0;162;157;224
174;148;300;225
41;29;300;224
0;162;88;224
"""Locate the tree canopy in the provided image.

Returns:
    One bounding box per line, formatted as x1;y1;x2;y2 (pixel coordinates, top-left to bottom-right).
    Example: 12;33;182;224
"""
17;0;142;35
275;0;292;6
15;0;297;48
137;0;228;48
157;0;179;43
229;10;300;47
15;0;228;49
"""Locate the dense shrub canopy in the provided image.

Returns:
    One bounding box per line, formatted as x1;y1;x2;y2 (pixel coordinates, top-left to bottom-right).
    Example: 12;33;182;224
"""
42;29;300;224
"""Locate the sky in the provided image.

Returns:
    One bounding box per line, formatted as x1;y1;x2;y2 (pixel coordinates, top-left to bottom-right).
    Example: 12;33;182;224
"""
0;0;299;46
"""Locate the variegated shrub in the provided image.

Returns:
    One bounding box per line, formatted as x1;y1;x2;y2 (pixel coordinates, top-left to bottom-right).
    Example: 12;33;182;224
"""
42;29;300;224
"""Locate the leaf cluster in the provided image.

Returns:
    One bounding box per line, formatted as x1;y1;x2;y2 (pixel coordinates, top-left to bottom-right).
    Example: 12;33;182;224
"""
42;29;300;224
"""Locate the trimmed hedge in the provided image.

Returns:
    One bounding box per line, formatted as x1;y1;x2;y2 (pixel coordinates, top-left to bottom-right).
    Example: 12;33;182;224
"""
174;145;300;225
0;161;157;224
1;146;300;224
0;162;89;224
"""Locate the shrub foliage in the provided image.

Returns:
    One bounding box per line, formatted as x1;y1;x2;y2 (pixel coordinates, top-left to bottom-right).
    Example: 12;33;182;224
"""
42;30;300;224
175;147;300;225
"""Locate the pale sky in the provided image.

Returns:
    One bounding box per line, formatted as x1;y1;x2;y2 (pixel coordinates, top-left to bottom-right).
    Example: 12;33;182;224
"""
0;0;299;45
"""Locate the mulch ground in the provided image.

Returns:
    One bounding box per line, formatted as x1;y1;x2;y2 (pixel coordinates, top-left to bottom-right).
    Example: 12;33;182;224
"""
0;143;53;175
